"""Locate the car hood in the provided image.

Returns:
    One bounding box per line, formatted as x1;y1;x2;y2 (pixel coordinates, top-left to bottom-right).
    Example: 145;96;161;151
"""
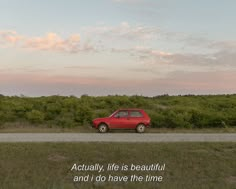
93;117;109;122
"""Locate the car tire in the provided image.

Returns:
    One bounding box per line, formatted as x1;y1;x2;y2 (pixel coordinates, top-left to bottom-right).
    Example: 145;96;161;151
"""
98;124;108;133
136;124;145;133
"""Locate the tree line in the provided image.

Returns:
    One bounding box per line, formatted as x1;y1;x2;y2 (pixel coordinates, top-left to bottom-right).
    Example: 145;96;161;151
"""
0;94;235;128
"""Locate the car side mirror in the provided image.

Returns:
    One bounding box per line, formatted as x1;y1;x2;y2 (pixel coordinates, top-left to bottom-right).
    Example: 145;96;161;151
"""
117;115;120;118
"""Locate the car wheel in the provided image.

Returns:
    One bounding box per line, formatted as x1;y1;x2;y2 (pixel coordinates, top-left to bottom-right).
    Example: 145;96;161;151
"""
98;124;108;133
136;124;145;133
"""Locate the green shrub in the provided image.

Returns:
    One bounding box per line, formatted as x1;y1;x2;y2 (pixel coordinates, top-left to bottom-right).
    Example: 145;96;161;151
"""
163;111;192;128
56;115;75;128
26;110;45;124
74;105;92;125
149;113;167;128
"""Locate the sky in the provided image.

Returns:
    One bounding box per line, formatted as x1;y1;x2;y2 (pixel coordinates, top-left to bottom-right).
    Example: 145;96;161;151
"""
0;0;236;96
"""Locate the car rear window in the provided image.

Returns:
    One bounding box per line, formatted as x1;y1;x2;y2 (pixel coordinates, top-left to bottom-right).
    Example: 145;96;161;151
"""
129;111;143;117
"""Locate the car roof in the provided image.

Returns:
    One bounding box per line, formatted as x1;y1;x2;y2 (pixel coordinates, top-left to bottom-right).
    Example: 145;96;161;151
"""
118;108;143;111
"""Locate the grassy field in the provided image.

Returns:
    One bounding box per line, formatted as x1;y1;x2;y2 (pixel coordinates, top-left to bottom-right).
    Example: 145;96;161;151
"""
0;142;235;189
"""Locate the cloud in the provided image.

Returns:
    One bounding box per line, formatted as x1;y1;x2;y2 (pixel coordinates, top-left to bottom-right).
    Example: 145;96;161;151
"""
170;33;236;53
87;22;234;56
132;46;172;56
0;30;94;53
210;40;236;51
83;22;159;41
114;45;236;70
151;50;236;68
111;46;173;64
0;31;22;44
70;23;236;55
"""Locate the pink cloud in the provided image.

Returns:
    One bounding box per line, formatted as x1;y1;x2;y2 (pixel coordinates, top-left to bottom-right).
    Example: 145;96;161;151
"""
0;31;22;45
0;30;94;53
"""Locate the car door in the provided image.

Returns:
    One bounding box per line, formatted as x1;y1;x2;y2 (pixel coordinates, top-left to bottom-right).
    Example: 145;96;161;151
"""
128;110;144;129
109;110;129;128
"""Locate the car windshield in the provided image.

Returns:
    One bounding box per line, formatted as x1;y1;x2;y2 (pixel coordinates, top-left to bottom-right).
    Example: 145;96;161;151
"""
109;111;117;117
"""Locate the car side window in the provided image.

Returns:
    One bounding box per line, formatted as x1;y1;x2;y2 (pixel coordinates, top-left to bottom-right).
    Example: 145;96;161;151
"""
114;111;128;118
129;111;143;117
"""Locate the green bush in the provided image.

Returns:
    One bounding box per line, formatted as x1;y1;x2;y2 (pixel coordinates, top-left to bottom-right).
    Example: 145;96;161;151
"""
149;113;166;128
56;115;75;128
163;111;192;128
74;105;92;125
26;110;45;124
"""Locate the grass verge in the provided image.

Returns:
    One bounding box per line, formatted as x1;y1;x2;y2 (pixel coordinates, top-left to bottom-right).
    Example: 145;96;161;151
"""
0;124;236;133
0;142;235;189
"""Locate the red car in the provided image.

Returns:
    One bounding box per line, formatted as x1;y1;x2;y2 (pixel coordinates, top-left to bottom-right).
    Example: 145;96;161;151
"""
92;109;151;133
